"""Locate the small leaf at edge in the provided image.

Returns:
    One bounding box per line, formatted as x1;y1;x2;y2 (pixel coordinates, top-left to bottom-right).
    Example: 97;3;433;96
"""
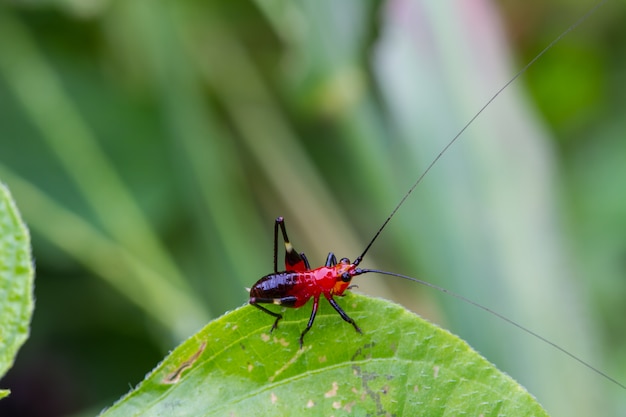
0;182;35;396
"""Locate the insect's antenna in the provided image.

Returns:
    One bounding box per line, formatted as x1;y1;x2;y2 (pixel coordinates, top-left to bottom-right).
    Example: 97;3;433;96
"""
353;0;606;267
356;267;626;390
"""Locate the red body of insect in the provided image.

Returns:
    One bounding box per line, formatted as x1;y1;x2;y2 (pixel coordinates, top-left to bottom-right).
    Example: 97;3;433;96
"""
249;217;365;347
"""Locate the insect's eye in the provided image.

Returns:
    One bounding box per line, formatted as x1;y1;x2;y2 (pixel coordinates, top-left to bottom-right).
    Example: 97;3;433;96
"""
340;257;350;264
341;272;351;282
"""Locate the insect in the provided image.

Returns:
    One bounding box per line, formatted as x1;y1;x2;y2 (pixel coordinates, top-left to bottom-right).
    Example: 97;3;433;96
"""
248;0;624;393
249;216;366;347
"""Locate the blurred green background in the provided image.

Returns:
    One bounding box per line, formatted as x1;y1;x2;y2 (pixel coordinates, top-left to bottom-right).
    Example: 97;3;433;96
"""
0;0;624;416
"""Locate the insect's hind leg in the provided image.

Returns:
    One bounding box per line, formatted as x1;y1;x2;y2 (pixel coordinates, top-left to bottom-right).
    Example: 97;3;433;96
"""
251;303;283;332
326;294;362;334
274;217;309;272
250;294;298;332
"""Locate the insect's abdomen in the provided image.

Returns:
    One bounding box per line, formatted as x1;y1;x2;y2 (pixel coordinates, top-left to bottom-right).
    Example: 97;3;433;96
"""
250;271;316;308
250;272;298;297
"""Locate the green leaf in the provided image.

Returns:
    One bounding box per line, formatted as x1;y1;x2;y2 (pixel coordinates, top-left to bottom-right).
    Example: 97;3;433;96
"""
0;183;34;398
101;293;548;416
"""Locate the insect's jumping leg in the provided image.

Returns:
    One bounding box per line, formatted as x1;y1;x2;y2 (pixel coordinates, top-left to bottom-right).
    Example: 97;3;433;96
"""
299;295;320;348
251;304;283;331
326;294;362;334
250;295;298;332
275;217;309;272
273;218;280;273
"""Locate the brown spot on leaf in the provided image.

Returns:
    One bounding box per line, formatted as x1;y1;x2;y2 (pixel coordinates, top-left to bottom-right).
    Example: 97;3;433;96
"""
163;341;207;384
343;401;356;412
325;381;339;398
276;337;289;347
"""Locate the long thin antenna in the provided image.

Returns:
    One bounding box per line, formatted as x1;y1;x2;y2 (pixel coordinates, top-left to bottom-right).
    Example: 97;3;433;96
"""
353;0;606;266
357;267;626;390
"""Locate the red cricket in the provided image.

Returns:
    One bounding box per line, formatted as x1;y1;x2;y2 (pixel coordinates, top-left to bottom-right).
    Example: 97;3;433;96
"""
249;217;369;348
247;1;625;393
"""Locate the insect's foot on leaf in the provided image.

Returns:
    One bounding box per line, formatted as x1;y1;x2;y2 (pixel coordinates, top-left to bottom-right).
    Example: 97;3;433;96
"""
270;316;282;332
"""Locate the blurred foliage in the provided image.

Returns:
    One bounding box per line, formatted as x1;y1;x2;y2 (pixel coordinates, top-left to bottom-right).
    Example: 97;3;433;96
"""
0;0;624;416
